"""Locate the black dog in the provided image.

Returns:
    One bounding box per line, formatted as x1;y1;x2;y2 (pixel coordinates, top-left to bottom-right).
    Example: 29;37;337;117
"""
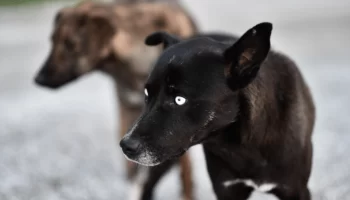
120;22;315;200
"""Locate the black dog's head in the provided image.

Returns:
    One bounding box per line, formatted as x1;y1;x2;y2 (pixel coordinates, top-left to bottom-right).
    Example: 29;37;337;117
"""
120;22;272;166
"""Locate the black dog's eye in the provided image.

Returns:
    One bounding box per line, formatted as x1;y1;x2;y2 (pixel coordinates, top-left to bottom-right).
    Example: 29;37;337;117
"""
175;96;187;106
144;88;149;103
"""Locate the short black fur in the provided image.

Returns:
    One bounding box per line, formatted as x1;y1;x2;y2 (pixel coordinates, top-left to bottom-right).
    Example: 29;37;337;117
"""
120;22;315;200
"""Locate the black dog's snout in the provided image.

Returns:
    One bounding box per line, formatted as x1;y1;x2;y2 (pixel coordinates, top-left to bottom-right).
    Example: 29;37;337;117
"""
120;137;141;156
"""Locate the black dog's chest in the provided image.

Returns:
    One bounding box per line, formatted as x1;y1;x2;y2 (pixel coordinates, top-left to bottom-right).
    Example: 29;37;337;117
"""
204;142;267;176
203;144;280;195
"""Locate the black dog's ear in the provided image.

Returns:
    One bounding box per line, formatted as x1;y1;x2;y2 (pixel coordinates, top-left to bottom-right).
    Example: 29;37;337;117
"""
145;31;180;49
224;22;272;90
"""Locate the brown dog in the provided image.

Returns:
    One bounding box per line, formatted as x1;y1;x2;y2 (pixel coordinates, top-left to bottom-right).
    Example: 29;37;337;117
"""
34;1;197;200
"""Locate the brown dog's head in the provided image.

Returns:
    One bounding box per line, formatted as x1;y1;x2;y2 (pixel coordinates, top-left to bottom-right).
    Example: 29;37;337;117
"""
35;1;197;89
35;2;116;88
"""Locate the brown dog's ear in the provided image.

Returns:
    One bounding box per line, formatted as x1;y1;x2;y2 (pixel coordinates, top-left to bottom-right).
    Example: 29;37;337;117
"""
54;7;73;25
54;1;93;26
224;22;272;90
85;10;116;58
145;31;180;49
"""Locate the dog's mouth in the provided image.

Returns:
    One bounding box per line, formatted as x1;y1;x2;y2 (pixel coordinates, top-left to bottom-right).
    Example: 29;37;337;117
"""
123;146;189;167
123;150;162;167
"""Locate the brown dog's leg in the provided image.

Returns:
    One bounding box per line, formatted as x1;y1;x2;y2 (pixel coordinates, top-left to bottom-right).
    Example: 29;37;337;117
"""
138;160;176;200
179;153;193;200
138;156;193;200
119;102;142;179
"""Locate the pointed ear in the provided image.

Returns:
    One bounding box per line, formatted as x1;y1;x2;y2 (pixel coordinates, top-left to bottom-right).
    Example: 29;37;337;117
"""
224;22;272;90
145;31;181;49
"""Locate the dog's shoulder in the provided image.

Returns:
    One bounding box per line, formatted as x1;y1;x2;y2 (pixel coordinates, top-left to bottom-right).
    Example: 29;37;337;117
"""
241;49;315;146
259;50;308;97
264;50;299;75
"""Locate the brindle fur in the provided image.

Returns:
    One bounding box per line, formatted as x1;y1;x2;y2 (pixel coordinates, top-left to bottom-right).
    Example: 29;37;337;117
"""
35;1;197;200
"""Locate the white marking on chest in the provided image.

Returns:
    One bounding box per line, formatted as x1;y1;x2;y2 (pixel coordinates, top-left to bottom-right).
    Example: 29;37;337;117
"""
223;179;276;193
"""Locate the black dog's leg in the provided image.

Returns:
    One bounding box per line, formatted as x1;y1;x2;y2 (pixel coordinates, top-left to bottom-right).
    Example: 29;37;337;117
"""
214;183;253;200
204;148;253;200
301;188;311;200
140;159;176;200
270;186;311;200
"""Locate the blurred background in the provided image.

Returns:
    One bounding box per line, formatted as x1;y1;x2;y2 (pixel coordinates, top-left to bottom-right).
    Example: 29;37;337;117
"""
0;0;350;200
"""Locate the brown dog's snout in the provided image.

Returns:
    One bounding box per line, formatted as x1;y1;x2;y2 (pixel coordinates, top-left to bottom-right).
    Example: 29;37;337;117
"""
34;72;48;85
35;61;53;85
34;63;66;89
34;69;56;88
120;137;141;157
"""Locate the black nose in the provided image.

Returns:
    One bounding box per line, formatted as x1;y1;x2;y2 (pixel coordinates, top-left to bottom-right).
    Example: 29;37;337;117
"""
120;137;141;156
35;73;47;85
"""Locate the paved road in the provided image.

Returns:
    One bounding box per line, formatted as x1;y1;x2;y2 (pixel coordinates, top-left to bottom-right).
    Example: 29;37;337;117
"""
0;1;350;200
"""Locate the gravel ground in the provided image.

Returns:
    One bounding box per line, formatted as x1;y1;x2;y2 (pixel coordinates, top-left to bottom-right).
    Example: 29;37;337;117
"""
0;1;350;200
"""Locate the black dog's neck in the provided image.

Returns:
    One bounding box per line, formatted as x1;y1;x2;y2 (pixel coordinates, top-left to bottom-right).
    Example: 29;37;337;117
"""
204;117;242;148
202;90;270;178
204;90;249;147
